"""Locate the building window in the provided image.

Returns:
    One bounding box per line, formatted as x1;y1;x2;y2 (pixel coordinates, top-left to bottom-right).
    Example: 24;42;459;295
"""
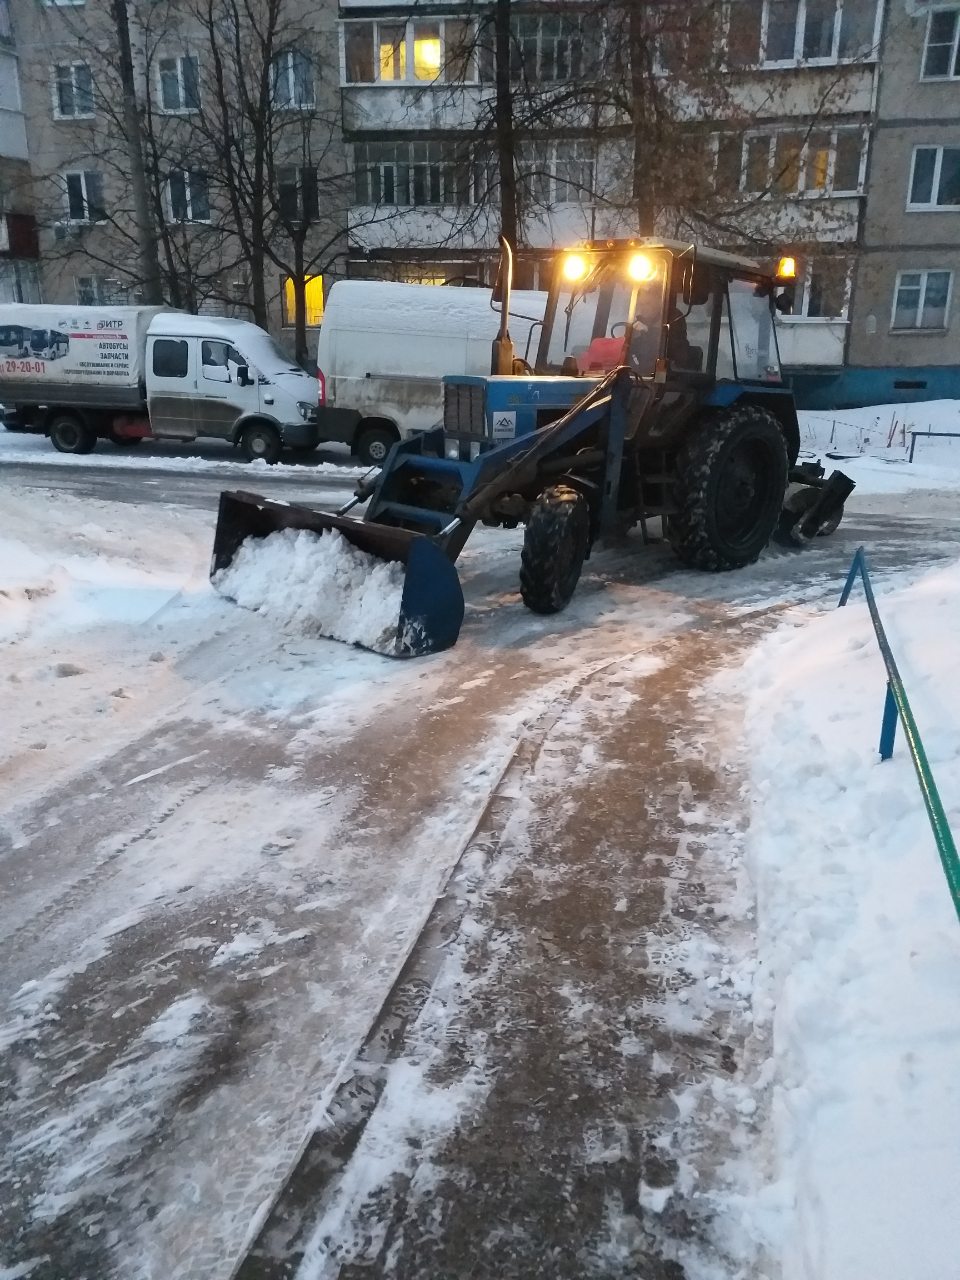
282;275;324;327
892;270;952;329
76;275;127;305
548;140;595;203
787;259;850;318
0;0;13;40
63;170;105;222
168;168;210;222
354;141;473;206
158;54;200;112
272;49;314;108
908;146;960;209
922;10;960;78
343;18;477;85
277;167;319;222
733;128;864;196
54;63;94;118
725;0;876;65
506;14;590;82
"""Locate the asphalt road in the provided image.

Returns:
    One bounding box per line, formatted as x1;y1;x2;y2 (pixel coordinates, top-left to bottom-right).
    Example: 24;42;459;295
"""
0;432;362;510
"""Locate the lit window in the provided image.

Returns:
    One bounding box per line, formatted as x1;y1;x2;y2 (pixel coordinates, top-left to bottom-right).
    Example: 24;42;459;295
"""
892;270;952;330
283;275;324;327
734;129;862;195
413;23;442;80
378;23;406;80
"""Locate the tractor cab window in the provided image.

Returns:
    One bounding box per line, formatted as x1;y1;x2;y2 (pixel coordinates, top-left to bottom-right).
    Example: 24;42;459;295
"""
727;276;782;382
542;251;668;378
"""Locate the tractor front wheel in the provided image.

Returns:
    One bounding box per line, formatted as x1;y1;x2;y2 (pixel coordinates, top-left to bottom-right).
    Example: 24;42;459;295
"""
667;406;788;571
519;485;591;614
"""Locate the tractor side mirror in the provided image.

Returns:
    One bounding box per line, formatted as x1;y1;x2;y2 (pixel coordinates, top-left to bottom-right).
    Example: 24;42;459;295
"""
774;289;795;315
236;365;252;386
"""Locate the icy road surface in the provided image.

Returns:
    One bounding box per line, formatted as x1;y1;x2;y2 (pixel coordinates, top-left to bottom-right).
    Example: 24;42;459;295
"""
2;474;960;1279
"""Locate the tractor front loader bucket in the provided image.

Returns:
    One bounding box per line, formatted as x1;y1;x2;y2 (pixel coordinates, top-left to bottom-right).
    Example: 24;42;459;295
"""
211;490;465;657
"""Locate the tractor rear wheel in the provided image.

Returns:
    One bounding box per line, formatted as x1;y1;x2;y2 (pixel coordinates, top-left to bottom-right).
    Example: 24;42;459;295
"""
520;485;591;614
667;406;788;571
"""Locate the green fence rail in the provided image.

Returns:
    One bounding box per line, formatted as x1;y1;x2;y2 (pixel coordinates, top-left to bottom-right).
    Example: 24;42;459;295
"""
839;546;960;926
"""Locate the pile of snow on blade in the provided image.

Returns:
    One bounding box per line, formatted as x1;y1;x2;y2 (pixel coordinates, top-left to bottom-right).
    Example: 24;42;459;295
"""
213;527;405;653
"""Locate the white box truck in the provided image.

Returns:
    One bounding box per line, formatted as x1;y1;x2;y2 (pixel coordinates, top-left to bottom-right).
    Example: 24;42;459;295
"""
0;304;320;463
314;281;547;465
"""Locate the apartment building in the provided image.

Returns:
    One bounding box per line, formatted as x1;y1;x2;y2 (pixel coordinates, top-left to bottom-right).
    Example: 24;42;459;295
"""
847;0;960;381
8;0;348;346
339;0;885;371
0;0;40;303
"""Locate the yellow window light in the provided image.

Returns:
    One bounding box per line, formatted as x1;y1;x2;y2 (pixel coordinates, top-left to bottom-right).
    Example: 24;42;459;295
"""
776;255;797;280
414;36;442;78
284;275;324;327
627;252;656;283
561;252;589;283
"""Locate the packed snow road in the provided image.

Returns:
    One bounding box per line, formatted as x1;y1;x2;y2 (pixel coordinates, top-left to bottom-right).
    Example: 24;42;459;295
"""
2;465;960;1280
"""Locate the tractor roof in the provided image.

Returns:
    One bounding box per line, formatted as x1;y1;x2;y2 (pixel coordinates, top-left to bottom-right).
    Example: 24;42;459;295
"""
583;238;766;276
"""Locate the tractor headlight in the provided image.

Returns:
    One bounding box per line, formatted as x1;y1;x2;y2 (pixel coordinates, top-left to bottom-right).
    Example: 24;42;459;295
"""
297;400;316;422
561;252;588;282
627;252;656;283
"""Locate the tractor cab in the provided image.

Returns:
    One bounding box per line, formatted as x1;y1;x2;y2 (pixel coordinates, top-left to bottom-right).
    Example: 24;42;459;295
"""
534;240;789;388
443;239;796;457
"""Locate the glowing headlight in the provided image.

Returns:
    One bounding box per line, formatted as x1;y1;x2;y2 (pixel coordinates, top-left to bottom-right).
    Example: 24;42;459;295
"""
561;253;588;282
627;252;656;283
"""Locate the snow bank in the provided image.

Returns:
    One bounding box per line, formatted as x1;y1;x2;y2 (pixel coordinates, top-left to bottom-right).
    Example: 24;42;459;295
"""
213;527;406;654
733;560;960;1278
0;427;368;479
799;399;960;495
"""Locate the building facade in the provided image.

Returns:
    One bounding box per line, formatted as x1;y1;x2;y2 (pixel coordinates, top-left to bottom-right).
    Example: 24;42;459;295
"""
848;0;960;374
8;0;348;350
0;0;40;303
339;0;886;372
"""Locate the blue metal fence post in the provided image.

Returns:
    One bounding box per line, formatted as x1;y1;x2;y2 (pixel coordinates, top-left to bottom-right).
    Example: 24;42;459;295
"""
879;682;898;760
838;547;864;607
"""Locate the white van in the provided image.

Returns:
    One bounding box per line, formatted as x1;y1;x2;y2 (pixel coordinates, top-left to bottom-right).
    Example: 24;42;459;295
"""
0;305;320;462
315;281;547;465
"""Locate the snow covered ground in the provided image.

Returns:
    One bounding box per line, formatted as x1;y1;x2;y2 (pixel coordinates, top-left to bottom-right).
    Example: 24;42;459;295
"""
713;560;960;1280
3;405;960;1279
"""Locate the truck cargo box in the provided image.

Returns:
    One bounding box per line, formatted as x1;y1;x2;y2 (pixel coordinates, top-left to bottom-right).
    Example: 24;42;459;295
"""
0;304;167;408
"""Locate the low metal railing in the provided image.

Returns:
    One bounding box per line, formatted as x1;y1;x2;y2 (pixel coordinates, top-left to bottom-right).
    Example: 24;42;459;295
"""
838;547;960;925
908;429;960;464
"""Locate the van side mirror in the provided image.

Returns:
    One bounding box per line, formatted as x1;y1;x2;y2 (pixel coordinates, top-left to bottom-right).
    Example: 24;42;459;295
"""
236;365;251;386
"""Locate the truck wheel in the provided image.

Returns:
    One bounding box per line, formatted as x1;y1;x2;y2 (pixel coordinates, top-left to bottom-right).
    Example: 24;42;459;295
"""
519;485;591;615
240;423;282;464
355;424;397;467
49;414;97;455
667;406;787;571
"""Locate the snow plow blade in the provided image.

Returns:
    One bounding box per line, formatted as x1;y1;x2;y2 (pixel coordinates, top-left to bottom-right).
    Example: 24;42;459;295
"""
211;490;465;657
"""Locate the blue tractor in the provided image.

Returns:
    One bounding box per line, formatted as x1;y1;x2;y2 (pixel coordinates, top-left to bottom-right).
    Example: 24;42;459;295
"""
213;239;853;655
